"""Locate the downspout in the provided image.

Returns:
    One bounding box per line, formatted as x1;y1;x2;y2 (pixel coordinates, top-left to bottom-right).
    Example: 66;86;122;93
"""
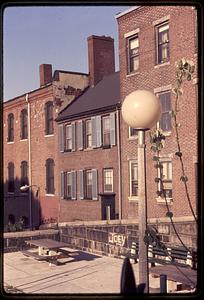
26;93;32;229
116;107;122;220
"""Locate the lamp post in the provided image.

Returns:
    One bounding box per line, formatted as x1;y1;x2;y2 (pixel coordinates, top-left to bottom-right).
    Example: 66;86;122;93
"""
121;90;161;293
20;184;40;230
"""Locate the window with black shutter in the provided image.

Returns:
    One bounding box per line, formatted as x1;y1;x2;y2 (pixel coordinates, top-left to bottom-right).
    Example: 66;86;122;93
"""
8;113;14;142
45;101;54;135
20;109;28;139
46;159;54;194
8;162;15;193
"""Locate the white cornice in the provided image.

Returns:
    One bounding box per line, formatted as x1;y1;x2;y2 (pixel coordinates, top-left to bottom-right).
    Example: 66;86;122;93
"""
115;6;140;19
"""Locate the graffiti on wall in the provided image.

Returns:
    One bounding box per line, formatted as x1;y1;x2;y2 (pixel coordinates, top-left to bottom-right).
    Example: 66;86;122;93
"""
108;232;126;246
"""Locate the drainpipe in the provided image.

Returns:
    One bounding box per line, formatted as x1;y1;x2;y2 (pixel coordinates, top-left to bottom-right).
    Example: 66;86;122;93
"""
116;107;122;220
26;93;32;229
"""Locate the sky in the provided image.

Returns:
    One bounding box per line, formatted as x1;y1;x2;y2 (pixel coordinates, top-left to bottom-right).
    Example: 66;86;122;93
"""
3;5;131;101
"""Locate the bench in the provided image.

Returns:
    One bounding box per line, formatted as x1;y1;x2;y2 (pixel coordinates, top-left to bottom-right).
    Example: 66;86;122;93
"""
22;250;60;265
128;242;197;269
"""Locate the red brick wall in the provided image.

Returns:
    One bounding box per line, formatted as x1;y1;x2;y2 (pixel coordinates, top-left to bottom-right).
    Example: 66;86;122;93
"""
57;113;120;222
117;6;197;219
88;35;115;86
3;86;59;226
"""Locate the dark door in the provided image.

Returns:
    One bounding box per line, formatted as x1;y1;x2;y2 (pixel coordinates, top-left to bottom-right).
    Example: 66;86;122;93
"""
101;194;115;220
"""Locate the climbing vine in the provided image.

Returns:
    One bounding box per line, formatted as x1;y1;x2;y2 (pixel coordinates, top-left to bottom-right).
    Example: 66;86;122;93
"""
150;58;197;223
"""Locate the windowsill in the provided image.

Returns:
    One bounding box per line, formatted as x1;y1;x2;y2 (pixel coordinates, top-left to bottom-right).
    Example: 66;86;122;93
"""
163;131;171;137
81;198;98;201
126;71;140;78
128;196;139;201
128;136;138;141
44;134;54;137
154;61;170;68
7;141;14;144
20;139;28;141
156;197;173;204
45;194;55;197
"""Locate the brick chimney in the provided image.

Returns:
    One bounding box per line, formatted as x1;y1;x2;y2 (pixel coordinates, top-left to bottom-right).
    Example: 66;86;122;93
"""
39;64;52;86
87;35;115;87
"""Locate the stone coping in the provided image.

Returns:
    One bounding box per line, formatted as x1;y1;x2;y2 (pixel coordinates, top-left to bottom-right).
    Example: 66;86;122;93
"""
4;229;59;238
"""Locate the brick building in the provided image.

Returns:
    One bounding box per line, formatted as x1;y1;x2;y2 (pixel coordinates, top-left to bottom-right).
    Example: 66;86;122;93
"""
56;35;122;222
3;64;89;228
4;6;198;228
116;6;198;220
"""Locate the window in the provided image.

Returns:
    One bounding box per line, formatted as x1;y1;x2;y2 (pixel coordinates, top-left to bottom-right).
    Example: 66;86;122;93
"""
59;122;75;152
129;127;138;139
65;124;72;151
127;35;139;73
20;109;28;139
156;23;169;64
102;116;111;146
104;169;113;192
46;159;54;194
129;161;138;198
21;161;29;188
158;91;171;132
85;170;93;199
79;169;98;200
85;120;92;148
8;162;14;193
66;172;72;199
7;113;14;142
45;101;54;135
158;159;172;199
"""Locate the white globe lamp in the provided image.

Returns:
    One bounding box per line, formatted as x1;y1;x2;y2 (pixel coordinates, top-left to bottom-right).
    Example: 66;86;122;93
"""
121;90;161;129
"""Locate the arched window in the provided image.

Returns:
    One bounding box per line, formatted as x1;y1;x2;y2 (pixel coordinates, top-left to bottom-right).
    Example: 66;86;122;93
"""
20;109;28;139
45;101;53;135
7;113;14;142
8;162;15;193
21;161;29;187
46;158;54;194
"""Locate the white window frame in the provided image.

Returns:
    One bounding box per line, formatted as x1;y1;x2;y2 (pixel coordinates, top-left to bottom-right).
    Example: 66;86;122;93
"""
128;160;139;201
156;22;170;65
65;124;72;151
85;119;92;149
103;169;113;193
102;116;111;147
127;34;139;74
128;126;138;140
66;171;72;199
156;91;172;134
156;157;173;204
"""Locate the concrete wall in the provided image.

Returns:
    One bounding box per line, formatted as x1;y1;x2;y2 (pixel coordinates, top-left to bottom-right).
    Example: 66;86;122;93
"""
4;229;59;253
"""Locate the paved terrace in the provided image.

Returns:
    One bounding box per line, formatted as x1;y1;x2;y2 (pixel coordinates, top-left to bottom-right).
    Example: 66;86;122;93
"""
3;248;197;295
3;248;163;294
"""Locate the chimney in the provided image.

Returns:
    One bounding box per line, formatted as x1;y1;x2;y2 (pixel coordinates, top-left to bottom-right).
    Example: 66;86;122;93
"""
39;64;52;86
87;35;115;87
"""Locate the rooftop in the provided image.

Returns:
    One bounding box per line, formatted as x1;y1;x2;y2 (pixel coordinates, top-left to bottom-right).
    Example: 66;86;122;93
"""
56;71;120;122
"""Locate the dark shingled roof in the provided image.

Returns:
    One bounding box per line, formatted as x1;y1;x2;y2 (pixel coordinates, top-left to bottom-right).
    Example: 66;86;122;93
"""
56;72;120;122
